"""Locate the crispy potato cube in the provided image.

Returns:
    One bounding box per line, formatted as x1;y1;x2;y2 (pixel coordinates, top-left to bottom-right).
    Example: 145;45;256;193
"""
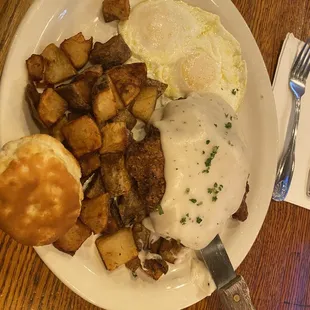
26;54;44;81
79;153;101;177
53;219;92;256
80;193;110;234
159;239;182;264
131;86;157;123
96;228;138;271
41;43;76;84
143;259;168;280
132;223;150;251
56;79;92;111
85;171;106;199
62;115;102;158
125;256;141;273
100;153;131;196
74;65;104;85
92;76;118;127
90;35;131;69
149;238;163;254
60;32;93;70
102;0;130;22
112;109;137;131
25;83;47;129
146;78;168;98
37;88;68;127
118;189;147;225
107;63;147;107
51;115;69;142
100;122;130;154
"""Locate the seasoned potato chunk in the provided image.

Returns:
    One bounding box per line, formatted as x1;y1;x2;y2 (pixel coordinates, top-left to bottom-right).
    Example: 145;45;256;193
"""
96;228;138;271
143;259;168;280
53;219;92;256
131;86;157;123
41;43;76;84
51;115;69;142
26;54;44;81
112;109;137;131
100;122;130;154
100;153;131;196
74;65;104;84
56;79;92;111
132;223;150;251
146;78;168;98
85;171;106;199
107;63;147;107
102;0;130;22
125;256;141;273
118;189;147;225
149;238;163;254
79;152;101;177
25;83;47;129
159;239;182;264
80;193;110;234
90;35;131;69
92;76;118;127
60;32;93;69
105;200;124;234
62;115;102;158
37;88;68;127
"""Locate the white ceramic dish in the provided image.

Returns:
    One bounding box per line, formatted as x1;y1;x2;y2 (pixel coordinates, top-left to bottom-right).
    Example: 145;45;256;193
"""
0;0;278;309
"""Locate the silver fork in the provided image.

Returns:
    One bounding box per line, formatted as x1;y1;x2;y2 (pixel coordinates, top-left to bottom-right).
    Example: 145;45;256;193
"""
273;38;310;201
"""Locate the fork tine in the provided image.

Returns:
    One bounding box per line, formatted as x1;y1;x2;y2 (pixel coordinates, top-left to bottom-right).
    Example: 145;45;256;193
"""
291;39;310;77
300;48;310;82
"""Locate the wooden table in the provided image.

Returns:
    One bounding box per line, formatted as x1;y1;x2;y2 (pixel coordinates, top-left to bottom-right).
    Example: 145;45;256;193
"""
0;0;310;309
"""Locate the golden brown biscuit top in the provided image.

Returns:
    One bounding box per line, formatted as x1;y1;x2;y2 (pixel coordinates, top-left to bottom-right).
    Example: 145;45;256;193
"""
0;153;81;246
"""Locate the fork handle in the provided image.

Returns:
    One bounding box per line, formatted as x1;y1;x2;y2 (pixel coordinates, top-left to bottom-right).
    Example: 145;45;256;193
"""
273;97;301;201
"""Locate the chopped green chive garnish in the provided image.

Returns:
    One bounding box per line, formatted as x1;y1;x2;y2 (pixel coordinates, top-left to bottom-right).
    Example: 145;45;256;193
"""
212;196;218;202
189;199;197;203
180;217;187;225
225;122;232;129
196;217;203;224
206;140;210;145
157;205;164;215
232;88;239;95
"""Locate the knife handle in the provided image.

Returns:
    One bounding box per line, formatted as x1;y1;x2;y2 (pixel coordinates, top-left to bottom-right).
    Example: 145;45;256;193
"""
218;275;255;310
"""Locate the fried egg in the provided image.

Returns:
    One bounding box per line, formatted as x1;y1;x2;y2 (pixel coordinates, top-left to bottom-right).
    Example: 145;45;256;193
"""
119;0;247;110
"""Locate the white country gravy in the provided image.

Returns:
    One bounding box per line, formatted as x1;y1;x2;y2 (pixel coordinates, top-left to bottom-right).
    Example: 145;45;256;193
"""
150;93;249;250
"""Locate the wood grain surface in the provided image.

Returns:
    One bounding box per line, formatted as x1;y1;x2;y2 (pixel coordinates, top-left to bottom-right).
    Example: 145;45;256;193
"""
0;0;310;309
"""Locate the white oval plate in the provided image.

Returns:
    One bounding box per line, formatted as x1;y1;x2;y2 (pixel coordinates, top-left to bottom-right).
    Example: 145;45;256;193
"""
0;0;278;309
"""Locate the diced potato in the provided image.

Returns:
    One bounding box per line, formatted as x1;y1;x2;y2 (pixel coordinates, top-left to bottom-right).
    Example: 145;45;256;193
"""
80;193;110;234
56;79;92;111
37;88;68;127
125;257;141;273
51;115;69;142
107;63;147;107
60;32;93;69
53;219;92;256
92;76;118;127
90;35;131;69
159;239;182;264
62;115;102;158
96;228;138;271
79;152;101;177
143;259;168;280
100;122;130;154
118;189;147;225
102;0;130;22
74;65;104;85
146;78;168;98
112;109;137;131
85;171;106;199
25;83;47;129
41;43;76;84
131;86;157;123
100;153;131;196
26;54;44;81
132;223;150;251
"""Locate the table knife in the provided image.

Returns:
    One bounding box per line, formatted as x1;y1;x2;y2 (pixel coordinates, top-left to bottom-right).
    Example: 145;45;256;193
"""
199;235;255;310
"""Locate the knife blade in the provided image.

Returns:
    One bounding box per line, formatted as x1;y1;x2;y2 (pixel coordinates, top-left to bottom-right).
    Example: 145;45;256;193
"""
199;234;255;310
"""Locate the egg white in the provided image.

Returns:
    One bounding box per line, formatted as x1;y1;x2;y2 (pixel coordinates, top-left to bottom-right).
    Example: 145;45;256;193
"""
119;0;247;110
